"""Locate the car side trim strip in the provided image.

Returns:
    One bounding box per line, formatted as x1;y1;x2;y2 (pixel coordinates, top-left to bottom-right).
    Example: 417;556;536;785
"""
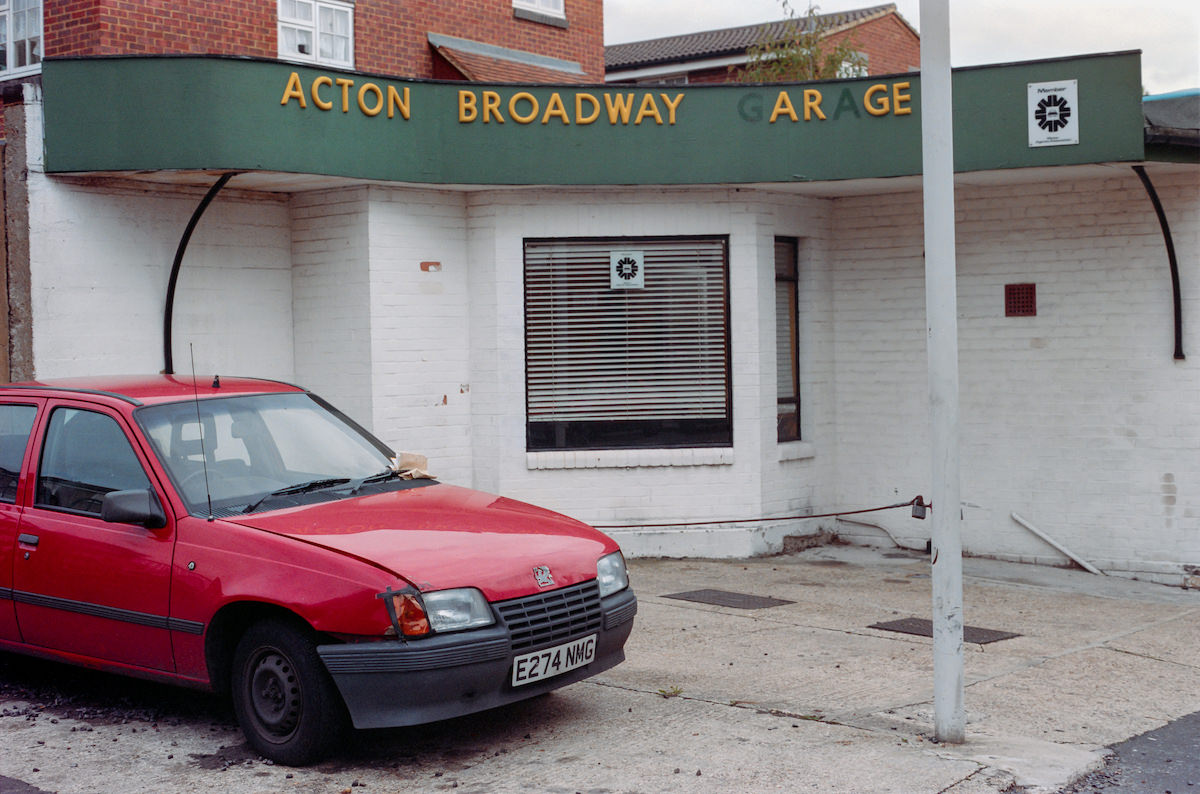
0;587;11;601
10;590;204;634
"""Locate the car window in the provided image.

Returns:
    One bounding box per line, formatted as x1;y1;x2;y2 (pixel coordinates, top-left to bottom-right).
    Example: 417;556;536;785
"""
0;403;38;503
36;408;151;516
137;392;392;515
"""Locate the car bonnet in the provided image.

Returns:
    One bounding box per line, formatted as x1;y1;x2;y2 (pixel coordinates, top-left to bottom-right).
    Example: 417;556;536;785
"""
226;483;618;601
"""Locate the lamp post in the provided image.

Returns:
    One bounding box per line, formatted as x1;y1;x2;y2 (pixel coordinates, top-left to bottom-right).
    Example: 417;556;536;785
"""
919;0;966;744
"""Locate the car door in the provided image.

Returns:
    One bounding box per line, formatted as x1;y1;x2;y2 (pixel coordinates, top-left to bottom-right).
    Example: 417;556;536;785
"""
0;399;42;643
12;401;176;671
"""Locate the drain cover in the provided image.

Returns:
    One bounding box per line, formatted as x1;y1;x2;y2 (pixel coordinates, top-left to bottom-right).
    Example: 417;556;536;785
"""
868;617;1020;644
662;589;795;609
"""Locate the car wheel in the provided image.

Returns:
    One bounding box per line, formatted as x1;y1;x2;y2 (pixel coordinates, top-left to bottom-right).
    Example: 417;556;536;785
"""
231;619;347;765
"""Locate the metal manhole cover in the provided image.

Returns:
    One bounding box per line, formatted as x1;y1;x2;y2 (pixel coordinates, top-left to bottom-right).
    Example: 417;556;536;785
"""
662;589;795;609
868;617;1020;644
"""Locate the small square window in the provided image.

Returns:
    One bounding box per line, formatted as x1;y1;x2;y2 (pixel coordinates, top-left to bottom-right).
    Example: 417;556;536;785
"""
279;0;352;68
1005;283;1037;317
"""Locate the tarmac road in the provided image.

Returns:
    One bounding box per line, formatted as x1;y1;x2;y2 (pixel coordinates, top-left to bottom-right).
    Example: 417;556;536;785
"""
1058;709;1200;792
2;547;1198;793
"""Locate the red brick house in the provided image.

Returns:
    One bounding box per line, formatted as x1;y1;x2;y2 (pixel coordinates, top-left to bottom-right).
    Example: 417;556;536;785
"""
2;0;603;87
605;3;920;84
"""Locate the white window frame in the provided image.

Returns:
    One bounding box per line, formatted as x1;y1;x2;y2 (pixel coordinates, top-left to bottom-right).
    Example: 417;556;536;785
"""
513;0;565;19
278;0;353;69
0;0;43;79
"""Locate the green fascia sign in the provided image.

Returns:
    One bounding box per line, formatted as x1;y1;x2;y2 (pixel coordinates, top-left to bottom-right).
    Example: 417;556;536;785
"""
40;52;1145;186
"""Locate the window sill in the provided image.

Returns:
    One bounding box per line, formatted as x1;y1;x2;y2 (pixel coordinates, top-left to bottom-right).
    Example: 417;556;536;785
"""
778;441;815;462
276;53;355;71
527;448;733;470
513;7;569;29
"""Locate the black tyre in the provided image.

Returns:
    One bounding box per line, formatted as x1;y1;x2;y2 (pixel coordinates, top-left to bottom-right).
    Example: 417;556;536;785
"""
230;619;348;765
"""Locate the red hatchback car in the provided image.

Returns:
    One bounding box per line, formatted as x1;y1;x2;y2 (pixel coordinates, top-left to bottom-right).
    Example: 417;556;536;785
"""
0;376;636;764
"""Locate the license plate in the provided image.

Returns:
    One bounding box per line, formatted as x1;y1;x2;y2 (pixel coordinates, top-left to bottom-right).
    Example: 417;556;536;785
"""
511;634;597;687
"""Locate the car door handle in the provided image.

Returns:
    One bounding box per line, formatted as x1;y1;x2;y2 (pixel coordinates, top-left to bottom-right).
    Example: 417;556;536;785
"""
18;533;39;547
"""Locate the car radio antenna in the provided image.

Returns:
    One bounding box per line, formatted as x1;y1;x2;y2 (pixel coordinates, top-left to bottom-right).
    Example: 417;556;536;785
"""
190;344;215;521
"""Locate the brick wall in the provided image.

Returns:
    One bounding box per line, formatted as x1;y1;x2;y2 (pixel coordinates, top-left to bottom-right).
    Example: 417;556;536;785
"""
26;178;294;380
461;188;829;557
290;187;374;428
364;186;474;484
826;12;921;75
828;169;1199;577
686;12;920;84
45;1;276;57
41;0;604;80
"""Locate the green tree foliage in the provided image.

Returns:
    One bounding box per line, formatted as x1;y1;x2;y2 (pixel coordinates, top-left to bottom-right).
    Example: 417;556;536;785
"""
737;2;869;83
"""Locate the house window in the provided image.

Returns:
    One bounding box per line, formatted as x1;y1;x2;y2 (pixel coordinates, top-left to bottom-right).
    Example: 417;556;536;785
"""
514;0;565;18
278;0;353;68
525;237;731;451
0;0;42;77
637;74;689;86
775;237;801;442
837;52;868;78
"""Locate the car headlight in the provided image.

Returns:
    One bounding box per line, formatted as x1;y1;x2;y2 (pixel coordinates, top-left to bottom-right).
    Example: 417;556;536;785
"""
596;551;629;597
422;588;495;633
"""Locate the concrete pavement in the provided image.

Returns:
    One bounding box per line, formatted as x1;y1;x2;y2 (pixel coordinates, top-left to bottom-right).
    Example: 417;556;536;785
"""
612;545;1200;792
1;544;1198;793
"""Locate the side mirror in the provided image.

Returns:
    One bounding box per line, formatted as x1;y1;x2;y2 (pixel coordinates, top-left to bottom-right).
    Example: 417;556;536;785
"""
101;489;167;530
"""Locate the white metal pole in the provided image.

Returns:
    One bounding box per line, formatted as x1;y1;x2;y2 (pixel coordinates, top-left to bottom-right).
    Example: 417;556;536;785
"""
919;0;965;743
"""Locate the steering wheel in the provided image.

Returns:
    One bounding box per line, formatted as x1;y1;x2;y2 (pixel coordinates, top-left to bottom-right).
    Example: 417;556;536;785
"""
179;466;235;497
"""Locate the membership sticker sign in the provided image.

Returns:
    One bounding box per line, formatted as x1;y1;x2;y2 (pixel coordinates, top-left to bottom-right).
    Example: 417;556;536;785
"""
610;250;645;289
1029;80;1079;147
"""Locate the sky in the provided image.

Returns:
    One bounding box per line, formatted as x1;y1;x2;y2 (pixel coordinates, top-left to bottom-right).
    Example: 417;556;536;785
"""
604;1;1200;95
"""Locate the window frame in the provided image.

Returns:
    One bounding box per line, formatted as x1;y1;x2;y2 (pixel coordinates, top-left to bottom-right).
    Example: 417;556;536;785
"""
775;237;802;443
277;0;354;69
34;406;152;518
513;0;566;19
0;0;43;80
524;235;733;452
0;402;38;504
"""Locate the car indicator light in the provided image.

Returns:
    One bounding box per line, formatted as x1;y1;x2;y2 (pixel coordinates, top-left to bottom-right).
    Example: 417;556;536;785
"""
377;586;431;637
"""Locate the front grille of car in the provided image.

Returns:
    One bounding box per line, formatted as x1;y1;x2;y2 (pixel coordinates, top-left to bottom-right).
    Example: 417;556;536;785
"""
496;579;603;652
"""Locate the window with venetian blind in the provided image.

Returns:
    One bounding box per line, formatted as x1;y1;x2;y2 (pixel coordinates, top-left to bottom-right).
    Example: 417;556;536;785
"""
775;237;801;441
524;237;731;451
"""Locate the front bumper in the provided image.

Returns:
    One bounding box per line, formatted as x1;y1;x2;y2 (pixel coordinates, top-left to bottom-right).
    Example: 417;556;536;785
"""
317;584;637;729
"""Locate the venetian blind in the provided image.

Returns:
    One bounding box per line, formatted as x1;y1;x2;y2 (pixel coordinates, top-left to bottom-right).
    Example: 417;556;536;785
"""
525;238;730;423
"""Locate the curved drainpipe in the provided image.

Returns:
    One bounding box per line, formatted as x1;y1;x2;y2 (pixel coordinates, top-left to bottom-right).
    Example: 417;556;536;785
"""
1132;165;1185;361
163;173;239;374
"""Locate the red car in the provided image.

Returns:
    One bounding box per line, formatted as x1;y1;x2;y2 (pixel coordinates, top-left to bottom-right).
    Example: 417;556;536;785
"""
0;376;636;764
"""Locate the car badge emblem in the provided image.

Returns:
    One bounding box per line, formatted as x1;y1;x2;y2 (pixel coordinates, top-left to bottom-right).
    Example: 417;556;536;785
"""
533;565;555;588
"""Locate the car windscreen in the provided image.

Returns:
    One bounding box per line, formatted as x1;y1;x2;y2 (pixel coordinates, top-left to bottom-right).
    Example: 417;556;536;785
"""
135;392;395;516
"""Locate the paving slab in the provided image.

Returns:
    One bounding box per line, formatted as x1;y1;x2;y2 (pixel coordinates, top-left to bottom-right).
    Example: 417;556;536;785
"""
1;545;1198;793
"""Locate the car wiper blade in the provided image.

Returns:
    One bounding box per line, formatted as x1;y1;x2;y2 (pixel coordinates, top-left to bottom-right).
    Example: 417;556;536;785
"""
243;478;351;513
347;468;400;496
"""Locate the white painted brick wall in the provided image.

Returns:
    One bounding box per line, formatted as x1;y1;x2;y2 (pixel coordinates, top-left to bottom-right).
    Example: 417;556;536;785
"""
27;177;293;381
364;187;473;485
291;188;372;426
458;189;834;556
829;167;1200;574
20;92;1197;574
